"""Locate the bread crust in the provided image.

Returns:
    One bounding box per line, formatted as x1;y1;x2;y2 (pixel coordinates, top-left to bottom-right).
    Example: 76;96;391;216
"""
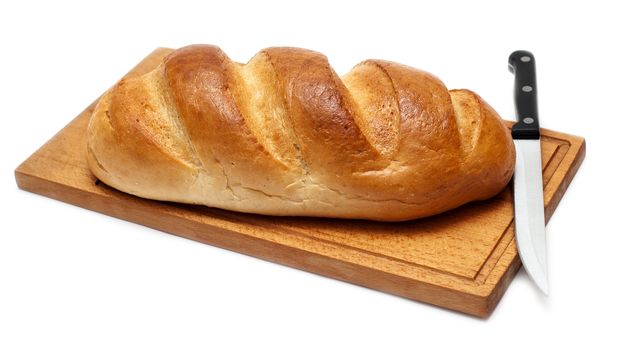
87;44;515;221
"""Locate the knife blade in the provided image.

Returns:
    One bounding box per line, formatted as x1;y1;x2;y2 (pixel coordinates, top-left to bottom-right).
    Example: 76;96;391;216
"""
508;50;549;295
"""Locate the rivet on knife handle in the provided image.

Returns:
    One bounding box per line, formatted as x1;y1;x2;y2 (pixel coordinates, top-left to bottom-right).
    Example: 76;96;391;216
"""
509;50;540;139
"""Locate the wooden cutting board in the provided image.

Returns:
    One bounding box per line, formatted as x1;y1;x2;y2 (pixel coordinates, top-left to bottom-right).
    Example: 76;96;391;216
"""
14;48;585;317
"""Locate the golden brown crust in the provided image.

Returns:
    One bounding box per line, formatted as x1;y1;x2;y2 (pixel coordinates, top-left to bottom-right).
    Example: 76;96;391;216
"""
87;44;515;221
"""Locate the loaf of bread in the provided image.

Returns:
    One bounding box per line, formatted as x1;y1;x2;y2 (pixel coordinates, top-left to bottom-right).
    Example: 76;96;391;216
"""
87;44;515;221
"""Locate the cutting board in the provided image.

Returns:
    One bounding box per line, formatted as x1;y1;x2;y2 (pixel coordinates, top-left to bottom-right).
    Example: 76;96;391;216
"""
14;48;585;317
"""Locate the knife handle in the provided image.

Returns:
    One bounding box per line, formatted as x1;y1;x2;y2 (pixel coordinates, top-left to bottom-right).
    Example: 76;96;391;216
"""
509;50;540;139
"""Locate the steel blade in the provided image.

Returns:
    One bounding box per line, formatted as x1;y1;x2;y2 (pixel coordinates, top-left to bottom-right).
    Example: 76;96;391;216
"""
513;139;549;295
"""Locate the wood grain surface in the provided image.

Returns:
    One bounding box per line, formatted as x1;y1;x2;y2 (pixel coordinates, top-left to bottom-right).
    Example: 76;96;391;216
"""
14;48;586;317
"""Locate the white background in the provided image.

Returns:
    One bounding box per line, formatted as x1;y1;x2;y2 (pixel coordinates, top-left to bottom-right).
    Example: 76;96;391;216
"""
1;1;615;349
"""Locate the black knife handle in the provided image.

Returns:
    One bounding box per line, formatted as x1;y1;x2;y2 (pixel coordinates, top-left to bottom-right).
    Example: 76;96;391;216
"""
509;50;540;139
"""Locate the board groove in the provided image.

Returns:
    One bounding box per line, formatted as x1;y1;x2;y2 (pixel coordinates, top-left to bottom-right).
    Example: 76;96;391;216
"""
14;48;586;317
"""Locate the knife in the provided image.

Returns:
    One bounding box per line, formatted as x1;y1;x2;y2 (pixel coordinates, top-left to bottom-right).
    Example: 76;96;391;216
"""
508;50;549;295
